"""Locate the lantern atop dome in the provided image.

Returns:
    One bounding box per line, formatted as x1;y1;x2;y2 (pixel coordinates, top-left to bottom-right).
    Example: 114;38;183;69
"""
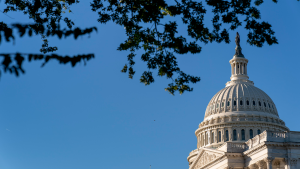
228;33;250;83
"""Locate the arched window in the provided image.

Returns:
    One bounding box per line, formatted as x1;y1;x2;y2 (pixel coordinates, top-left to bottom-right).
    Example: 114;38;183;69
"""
264;102;266;107
250;129;253;139
234;100;236;106
247;100;249;105
218;131;221;142
268;103;270;108
226;130;229;141
259;101;261;106
253;101;256;106
241;129;245;140
233;129;237;141
212;132;214;143
240;100;243;105
227;101;230;106
257;129;261;135
222;102;224;107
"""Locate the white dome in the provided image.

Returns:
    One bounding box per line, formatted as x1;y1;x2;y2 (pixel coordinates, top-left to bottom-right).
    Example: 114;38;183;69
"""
191;41;288;151
204;80;279;120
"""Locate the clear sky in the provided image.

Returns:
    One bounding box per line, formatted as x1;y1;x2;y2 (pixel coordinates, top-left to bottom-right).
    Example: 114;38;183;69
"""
0;1;299;169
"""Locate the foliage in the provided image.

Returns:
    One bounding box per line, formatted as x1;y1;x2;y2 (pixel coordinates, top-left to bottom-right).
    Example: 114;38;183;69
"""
0;0;286;95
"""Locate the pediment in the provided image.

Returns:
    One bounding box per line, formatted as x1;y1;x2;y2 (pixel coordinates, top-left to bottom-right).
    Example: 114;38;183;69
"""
190;149;224;169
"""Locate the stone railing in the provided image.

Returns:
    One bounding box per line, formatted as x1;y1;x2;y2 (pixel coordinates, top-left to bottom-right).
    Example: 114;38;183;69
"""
200;131;300;155
217;142;248;153
246;130;289;148
267;131;287;142
227;142;248;153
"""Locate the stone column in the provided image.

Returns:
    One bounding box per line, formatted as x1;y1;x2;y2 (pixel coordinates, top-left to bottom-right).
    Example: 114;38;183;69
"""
197;135;199;148
254;127;257;137
201;133;203;147
283;158;290;169
208;130;211;145
214;129;217;144
245;126;249;140
222;128;225;142
242;63;244;74
203;131;207;146
235;62;237;75
237;128;241;141
264;157;274;169
228;127;232;141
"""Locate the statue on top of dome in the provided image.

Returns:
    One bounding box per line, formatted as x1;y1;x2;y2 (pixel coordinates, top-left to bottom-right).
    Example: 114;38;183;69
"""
235;32;240;47
234;32;244;57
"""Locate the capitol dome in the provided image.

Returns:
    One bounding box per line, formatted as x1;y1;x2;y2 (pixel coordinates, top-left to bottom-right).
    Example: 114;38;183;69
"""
193;42;288;150
204;82;279;120
186;34;300;169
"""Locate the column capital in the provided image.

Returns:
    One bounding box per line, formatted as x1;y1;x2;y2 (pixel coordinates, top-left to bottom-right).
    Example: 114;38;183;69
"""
249;164;258;169
273;160;280;167
290;158;298;166
256;160;265;168
264;157;274;163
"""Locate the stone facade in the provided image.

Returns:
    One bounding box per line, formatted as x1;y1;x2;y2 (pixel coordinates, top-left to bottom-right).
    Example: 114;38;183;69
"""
187;43;300;169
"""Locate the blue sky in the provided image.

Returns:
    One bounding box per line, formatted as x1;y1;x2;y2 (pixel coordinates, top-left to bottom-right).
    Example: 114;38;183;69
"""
0;1;299;169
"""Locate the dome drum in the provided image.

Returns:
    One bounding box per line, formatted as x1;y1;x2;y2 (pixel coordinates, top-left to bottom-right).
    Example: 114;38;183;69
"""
195;121;288;149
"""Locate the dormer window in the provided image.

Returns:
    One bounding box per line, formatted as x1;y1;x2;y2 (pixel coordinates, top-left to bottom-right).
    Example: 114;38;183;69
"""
247;100;249;105
259;101;261;106
227;101;230;106
240;100;243;105
264;102;266;107
253;101;256;106
234;100;236;106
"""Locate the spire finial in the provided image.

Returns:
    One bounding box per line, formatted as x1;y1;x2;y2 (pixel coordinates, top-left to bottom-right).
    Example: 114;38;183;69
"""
234;32;244;58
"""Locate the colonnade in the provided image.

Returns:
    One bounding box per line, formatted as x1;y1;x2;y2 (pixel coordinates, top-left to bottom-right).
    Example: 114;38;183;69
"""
231;61;247;76
246;157;298;169
197;126;273;148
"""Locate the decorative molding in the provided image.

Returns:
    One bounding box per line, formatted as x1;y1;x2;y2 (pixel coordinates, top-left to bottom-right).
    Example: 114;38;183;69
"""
194;151;221;168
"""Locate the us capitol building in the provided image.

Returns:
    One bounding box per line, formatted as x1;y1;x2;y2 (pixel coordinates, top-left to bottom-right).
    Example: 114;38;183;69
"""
187;34;300;169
